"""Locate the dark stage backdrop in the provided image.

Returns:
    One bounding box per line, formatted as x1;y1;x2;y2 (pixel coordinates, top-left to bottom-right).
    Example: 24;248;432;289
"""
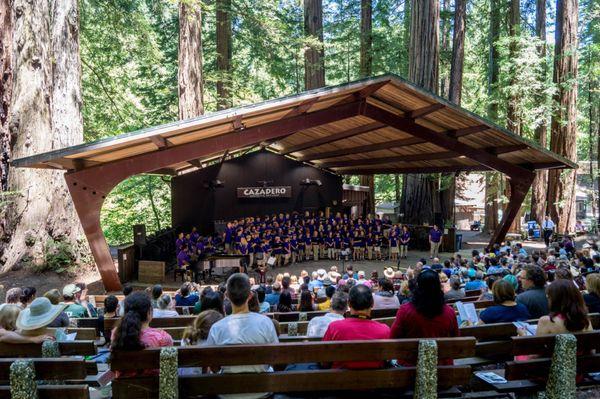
172;150;343;233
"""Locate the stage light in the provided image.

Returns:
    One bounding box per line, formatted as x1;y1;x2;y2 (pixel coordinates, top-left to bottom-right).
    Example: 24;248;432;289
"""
299;178;322;186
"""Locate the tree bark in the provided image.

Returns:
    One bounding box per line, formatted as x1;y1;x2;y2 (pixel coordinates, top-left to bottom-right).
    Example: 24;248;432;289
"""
400;0;440;225
506;0;521;136
304;0;325;90
547;0;578;234
178;0;204;119
439;0;451;98
359;0;372;78
530;0;548;224
216;0;231;110
401;0;410;78
484;0;501;234
0;0;13;193
2;0;87;271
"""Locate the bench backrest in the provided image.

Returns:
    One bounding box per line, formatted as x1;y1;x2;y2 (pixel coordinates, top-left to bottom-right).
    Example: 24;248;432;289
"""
111;337;476;398
0;384;90;399
0;358;89;381
0;341;96;358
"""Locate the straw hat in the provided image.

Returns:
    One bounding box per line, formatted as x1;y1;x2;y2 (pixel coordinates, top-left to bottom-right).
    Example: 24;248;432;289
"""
16;297;66;331
570;266;581;278
383;267;395;279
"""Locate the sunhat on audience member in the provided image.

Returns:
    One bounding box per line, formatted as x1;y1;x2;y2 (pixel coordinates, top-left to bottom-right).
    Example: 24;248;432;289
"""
16;297;66;331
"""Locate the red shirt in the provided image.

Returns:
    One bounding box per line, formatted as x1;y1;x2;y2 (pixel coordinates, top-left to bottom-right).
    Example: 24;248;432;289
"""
389;302;459;366
322;317;391;369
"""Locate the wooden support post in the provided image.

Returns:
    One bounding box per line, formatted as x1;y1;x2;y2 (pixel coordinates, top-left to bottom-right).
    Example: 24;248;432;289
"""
487;175;534;249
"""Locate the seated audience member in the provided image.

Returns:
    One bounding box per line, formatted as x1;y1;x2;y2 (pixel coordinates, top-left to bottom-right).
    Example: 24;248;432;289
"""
16;297;66;340
111;292;173;378
206;273;278;399
182;310;224;346
117;284;134;316
537;279;592;335
323;284;390;369
151;284;163;308
175;282;199;307
479;280;530;324
317;285;335;311
373;278;400;309
100;295;119;344
265;282;281;306
19;287;36;308
0;303;54;343
198;290;225;315
444;277;465;301
583;273;600;313
153;294;179;318
43;289;70;327
390;269;459;365
307;292;348;338
256;286;270;313
465;271;486;291
75;283;96;317
193;286;215;314
478;276;497;301
277;291;294;313
516;265;548;319
298;290;316;312
2;288;23;310
62;284;89;318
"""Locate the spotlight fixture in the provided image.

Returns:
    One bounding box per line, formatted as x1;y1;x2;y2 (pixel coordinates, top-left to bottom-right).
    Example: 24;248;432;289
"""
299;178;322;186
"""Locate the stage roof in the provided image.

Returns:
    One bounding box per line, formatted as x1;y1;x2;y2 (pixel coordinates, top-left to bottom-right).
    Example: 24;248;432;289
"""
13;74;576;176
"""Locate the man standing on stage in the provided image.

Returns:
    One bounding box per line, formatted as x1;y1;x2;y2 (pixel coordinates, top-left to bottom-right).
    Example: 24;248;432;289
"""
542;215;555;247
429;224;443;259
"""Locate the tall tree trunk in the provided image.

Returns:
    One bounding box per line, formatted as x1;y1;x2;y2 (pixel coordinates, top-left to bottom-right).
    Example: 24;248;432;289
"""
440;0;467;228
439;0;451;98
484;0;501;234
401;0;411;78
548;0;578;234
178;0;204;119
216;0;231;110
304;0;325;90
530;0;548;224
0;0;13;193
506;0;521;136
400;0;440;225
2;0;87;271
359;0;372;78
359;0;374;216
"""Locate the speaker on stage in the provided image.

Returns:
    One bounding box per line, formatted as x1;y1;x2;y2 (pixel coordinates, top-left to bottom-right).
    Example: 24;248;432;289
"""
433;213;444;228
133;224;147;246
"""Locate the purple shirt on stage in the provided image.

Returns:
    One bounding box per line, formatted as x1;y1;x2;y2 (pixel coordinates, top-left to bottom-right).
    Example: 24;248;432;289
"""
429;228;443;243
177;250;191;267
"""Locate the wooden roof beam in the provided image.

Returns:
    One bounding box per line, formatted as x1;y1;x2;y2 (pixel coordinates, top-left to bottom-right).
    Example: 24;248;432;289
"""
320;151;458;168
339;165;489;175
298;136;425;161
362;104;534;179
150;135;170;149
487;144;528;155
446;125;488;138
408;103;445;119
283;98;319;118
280;120;384;155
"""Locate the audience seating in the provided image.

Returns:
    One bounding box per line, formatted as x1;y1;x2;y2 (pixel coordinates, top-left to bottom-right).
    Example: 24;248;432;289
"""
0;341;97;358
111;337;476;398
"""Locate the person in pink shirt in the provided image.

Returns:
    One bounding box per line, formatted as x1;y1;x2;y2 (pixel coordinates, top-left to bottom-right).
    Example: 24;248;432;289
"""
111;291;173;377
323;284;390;369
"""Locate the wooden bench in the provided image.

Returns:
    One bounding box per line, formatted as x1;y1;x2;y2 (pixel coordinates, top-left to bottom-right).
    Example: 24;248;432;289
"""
48;328;97;341
111;337;477;398
0;358;92;399
0;341;97;358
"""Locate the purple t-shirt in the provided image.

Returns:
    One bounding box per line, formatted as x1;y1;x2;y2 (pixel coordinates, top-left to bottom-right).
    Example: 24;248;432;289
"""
429;229;443;243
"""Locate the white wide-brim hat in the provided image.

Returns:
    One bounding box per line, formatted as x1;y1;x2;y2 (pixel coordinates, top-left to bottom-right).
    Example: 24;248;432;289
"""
383;267;395;279
16;297;66;331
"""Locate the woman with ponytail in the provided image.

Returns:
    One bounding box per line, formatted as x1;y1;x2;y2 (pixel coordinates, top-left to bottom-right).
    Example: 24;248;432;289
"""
111;292;173;377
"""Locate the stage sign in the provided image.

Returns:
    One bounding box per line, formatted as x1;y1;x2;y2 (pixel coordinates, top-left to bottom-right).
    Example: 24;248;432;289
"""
237;186;292;198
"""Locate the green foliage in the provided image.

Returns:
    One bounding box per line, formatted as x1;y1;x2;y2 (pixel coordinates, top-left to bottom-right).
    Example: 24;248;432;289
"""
30;238;77;274
101;175;172;246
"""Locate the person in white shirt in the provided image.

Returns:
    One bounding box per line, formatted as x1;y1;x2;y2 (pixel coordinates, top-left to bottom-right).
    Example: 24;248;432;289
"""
542;215;555;247
306;292;348;337
152;294;179;318
206;273;278;399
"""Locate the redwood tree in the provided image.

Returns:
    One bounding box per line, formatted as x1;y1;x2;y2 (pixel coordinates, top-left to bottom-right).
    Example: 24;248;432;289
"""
2;0;87;272
548;0;578;233
0;0;12;192
400;0;440;225
359;0;374;215
178;0;204;119
506;0;521;135
530;0;548;224
216;0;232;110
304;0;325;90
